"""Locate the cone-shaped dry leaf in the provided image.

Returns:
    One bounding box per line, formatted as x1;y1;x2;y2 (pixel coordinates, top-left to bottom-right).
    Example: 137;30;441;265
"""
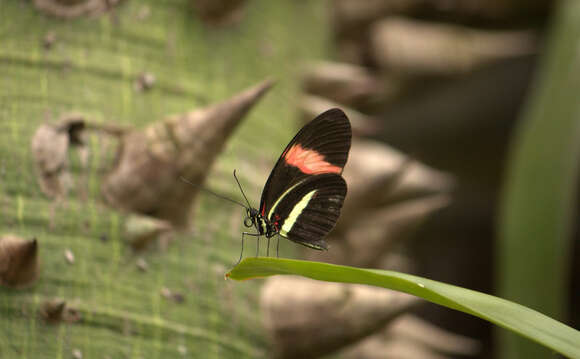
0;235;39;288
371;17;536;75
261;276;419;359
103;79;273;227
340;314;480;359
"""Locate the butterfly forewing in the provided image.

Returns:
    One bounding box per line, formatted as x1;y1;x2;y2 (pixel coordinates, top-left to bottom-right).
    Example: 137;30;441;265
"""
259;108;351;217
267;174;347;250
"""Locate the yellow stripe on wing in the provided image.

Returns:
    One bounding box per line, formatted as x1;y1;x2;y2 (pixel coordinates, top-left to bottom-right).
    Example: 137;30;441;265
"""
267;180;304;220
279;190;317;236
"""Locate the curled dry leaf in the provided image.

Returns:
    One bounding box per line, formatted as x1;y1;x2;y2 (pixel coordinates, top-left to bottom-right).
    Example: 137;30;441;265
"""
0;235;39;288
371;17;536;76
33;0;125;19
340;314;480;359
192;0;247;26
261;276;419;359
31;114;86;198
103;79;273;227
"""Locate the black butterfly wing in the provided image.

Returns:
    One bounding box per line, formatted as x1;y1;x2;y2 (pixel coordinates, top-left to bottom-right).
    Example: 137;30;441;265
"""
267;174;347;250
259;108;351;218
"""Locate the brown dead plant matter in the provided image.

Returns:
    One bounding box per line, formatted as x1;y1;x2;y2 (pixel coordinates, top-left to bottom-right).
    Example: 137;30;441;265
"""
192;0;248;26
261;276;419;359
31;114;86;198
103;79;273;227
0;235;39;288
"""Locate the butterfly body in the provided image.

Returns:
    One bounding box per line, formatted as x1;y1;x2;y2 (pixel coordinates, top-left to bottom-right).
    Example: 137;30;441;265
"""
242;108;351;253
247;209;278;239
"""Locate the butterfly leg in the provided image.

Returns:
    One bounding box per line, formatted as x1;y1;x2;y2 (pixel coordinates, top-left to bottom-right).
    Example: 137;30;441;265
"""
235;232;260;266
276;234;280;258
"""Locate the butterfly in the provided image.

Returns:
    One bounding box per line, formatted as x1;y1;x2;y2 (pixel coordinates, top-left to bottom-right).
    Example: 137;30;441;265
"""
234;108;351;262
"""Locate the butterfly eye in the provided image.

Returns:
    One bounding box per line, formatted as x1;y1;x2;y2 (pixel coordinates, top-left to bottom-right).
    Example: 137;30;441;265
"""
244;217;253;227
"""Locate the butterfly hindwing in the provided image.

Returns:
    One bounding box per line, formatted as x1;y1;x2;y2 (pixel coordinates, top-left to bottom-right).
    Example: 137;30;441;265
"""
259;108;351;217
267;174;347;250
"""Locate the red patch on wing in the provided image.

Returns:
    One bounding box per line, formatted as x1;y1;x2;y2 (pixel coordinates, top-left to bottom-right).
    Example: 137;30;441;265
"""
284;144;342;174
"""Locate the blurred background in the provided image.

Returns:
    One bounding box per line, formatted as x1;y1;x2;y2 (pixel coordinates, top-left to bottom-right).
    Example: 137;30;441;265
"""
0;0;578;358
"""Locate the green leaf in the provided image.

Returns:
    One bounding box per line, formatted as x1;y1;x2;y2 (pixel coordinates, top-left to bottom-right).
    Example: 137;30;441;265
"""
227;257;580;358
497;1;580;357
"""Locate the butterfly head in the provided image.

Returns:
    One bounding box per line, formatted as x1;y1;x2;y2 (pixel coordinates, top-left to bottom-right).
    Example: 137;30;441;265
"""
244;207;260;228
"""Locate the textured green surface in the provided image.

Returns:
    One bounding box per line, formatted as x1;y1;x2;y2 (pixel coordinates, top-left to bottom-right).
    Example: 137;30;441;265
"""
0;1;327;358
497;0;580;358
228;258;580;358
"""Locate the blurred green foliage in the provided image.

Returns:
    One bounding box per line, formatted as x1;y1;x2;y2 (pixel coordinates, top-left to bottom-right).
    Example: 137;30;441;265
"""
498;0;580;358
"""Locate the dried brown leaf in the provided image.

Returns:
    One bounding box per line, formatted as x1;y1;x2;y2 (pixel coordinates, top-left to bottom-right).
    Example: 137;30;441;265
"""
261;276;419;359
103;79;273;227
0;235;39;288
371;17;536;75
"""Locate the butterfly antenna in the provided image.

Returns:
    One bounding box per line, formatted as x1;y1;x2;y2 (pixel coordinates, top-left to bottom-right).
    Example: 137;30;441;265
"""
180;176;248;209
233;170;253;209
